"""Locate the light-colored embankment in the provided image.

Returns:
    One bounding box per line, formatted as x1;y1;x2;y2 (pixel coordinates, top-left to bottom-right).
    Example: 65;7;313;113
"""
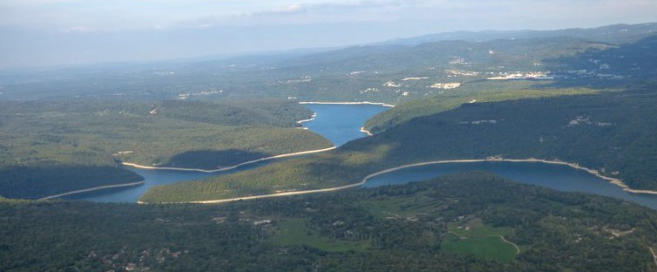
123;146;337;173
38;181;145;201
149;157;657;205
299;101;395;108
360;127;373;136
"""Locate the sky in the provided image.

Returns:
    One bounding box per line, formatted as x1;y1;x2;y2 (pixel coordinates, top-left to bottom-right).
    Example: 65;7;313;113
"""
1;0;657;68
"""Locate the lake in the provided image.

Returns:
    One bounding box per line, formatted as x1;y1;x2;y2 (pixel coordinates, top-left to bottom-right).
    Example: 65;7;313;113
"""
363;161;657;210
301;104;389;146
70;103;389;202
70;103;657;210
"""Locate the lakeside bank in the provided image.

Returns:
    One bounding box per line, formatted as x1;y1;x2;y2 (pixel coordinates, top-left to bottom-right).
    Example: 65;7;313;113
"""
122;146;337;173
38;181;145;201
299;101;395;108
142;157;657;205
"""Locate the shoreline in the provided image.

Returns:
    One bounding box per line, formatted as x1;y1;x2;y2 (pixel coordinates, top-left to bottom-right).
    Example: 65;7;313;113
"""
147;157;657;204
122;146;337;173
38;180;145;201
360;127;373;136
359;157;657;196
296;112;317;125
299;101;395;108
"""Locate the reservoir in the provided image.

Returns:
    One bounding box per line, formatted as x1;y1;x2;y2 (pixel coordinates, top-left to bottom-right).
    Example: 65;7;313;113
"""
363;161;657;210
70;103;657;210
301;104;388;146
71;103;388;202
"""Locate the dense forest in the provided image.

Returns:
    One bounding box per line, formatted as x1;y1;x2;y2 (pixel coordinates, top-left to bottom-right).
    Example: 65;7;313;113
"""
3;172;657;271
142;83;657;202
363;83;597;134
2;22;657;271
0;99;331;199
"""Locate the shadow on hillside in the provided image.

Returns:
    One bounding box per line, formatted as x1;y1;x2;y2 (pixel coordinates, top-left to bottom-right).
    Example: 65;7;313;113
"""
0;165;143;199
542;35;657;89
164;149;269;170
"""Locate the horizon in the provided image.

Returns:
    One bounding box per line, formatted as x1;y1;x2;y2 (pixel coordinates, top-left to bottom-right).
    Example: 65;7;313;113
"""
3;21;656;72
2;0;657;68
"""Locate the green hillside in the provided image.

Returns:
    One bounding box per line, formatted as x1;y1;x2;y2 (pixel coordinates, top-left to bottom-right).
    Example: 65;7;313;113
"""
3;173;657;271
0;99;331;199
142;84;657;203
2;28;644;103
365;35;657;133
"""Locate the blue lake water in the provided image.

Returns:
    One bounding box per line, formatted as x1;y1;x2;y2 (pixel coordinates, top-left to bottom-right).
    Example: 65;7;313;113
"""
67;161;269;202
71;103;388;203
363;161;657;210
303;104;388;146
70;103;657;210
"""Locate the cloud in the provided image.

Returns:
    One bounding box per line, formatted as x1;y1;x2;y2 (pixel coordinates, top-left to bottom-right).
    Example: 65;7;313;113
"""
62;26;93;33
173;0;657;31
177;0;415;28
1;0;657;68
2;0;657;32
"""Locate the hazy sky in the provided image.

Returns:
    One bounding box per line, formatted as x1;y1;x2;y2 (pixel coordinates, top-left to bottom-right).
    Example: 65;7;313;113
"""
1;0;657;68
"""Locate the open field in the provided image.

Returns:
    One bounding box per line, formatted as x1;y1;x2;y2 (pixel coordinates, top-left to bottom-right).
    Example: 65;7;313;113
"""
5;172;657;271
443;219;518;263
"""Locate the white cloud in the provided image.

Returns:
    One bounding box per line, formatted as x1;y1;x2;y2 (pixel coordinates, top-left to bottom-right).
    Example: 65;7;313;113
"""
1;0;656;32
62;26;93;33
177;0;416;28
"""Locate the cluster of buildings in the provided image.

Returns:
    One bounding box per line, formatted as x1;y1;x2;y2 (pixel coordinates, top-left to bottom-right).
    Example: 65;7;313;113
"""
487;71;553;80
430;82;462;89
445;69;480;77
283;76;312;84
177;89;223;100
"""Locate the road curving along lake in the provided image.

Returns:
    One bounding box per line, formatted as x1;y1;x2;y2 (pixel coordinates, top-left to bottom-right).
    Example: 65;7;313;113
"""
68;103;389;203
363;160;657;210
68;103;657;210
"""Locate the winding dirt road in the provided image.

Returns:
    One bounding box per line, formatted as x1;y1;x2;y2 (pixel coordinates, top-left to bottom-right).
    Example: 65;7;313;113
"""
499;235;521;254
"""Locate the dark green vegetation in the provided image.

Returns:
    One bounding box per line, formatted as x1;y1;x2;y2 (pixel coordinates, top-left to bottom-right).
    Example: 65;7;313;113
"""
364;82;597;133
2;22;657;271
3;173;657;271
0;166;143;199
0;99;331;199
366;34;657;133
548;35;657;86
142;83;657;202
442;219;518;263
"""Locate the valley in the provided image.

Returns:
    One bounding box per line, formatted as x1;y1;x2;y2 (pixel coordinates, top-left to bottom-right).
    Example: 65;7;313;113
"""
67;103;387;202
2;21;657;271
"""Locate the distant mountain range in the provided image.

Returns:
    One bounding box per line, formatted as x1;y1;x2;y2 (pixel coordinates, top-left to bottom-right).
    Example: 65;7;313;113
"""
1;22;657;102
379;23;657;46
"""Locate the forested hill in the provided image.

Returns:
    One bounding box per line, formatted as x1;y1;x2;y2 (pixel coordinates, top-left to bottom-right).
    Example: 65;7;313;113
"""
0;99;331;199
2;23;655;103
4;173;657;271
547;35;657;85
355;86;657;190
141;84;657;203
381;22;657;46
364;33;657;133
